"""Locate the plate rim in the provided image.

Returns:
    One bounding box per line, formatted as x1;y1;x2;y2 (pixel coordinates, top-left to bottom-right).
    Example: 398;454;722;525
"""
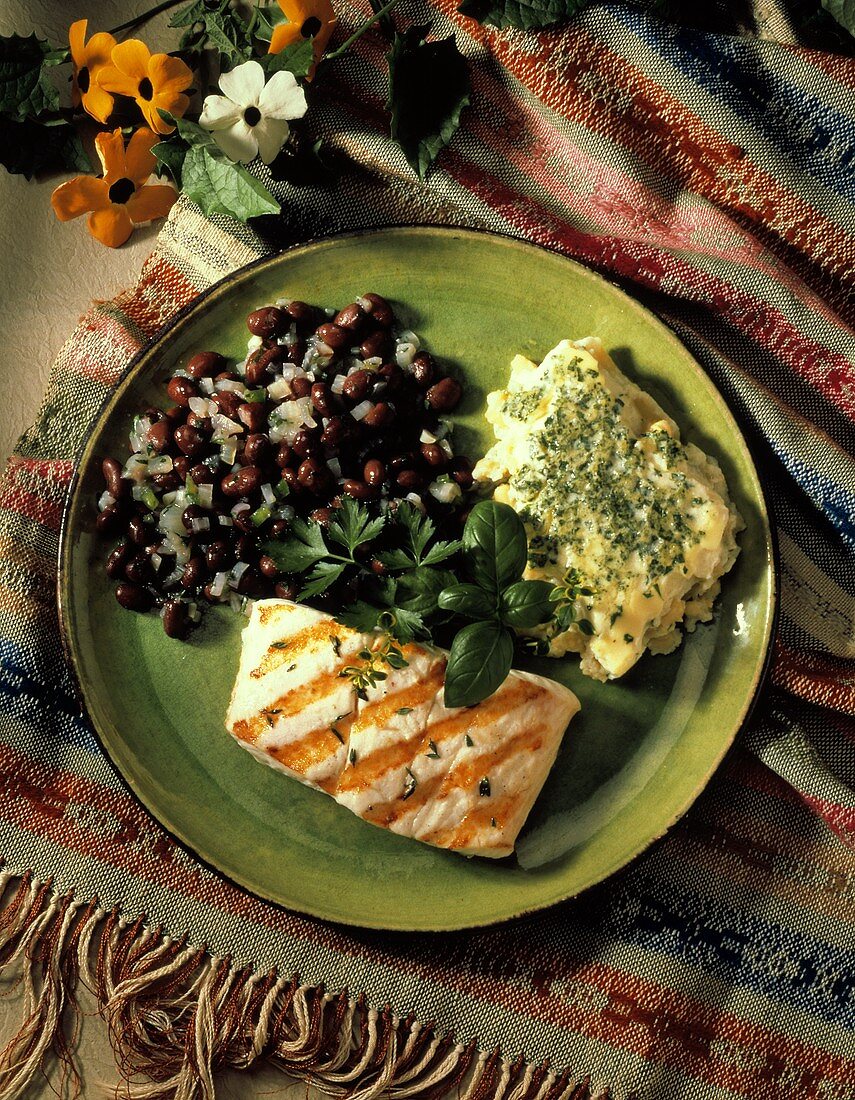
58;224;779;931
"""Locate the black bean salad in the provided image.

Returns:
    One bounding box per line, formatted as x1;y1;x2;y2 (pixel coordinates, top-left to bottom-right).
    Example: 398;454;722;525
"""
96;292;476;639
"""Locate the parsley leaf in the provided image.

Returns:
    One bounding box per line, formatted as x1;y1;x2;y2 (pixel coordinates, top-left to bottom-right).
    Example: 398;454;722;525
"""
387;25;470;179
263;517;329;573
299;561;347;599
327;496;386;554
378;502;462;570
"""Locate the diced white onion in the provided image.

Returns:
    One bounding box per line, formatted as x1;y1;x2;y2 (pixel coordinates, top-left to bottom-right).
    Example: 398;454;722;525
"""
188;603;202;623
247;335;263;352
267;378;292;400
211;413;243;442
439;439;454;459
220;440;238;465
231;502;251;518
163;566;183;587
327;457;342;477
188;396;208;415
363;356;382;370
148;454;174;475
420;429;437;444
350;400;373;421
218;515;234;527
122;454;149;483
215;379;245;393
397;329;419;348
429;480;462;504
98;491;115;512
190;517;210;533
199;377;215;394
196;484;214;509
228;562;249;590
242;598;255;618
210;571;229;598
404;493;426;513
396;343;418;369
330;374;345;395
150;552;163;572
261;483;276;505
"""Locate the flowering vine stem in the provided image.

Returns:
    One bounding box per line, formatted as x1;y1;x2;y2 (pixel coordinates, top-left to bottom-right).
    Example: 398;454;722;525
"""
108;0;188;37
325;0;402;60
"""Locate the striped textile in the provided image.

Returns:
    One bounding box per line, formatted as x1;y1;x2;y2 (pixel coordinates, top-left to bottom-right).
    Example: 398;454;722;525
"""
2;2;854;1096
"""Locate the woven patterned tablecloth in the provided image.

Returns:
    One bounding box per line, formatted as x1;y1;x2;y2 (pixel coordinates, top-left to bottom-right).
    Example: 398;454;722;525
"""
2;2;855;1097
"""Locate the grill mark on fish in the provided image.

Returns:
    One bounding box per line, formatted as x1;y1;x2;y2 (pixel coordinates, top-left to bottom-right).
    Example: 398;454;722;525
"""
348;663;446;736
251;620;351;680
231;659;354;744
420;794;518;851
268;727;344;780
335;677;539;796
258;602;298;626
354;718;546;836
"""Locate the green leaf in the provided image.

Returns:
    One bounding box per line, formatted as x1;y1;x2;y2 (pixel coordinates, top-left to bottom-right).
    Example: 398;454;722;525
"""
420;538;463;567
298;560;347;598
500;580;555;628
822;0;855;34
327;496;386;555
395;567;455;617
462;500;527;593
152;138;187;184
336;600;383;634
254;5;284;42
262;38;315;80
0;33;61;120
262;520;328;573
387;25;470;180
437;583;496;620
181;141;280;221
0;116;90;179
457;0;589;31
169;0;252;60
443;620;514;708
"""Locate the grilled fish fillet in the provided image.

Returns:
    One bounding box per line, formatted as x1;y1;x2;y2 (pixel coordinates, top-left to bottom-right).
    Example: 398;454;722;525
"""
226;599;580;858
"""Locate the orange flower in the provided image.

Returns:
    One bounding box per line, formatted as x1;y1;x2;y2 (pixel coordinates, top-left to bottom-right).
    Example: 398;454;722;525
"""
97;40;192;134
268;0;337;80
51;128;177;248
69;19;117;123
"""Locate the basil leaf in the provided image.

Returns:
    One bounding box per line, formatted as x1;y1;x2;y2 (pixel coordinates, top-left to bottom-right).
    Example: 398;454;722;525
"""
444;620;514;708
822;0;855;34
438;583;496;620
261;38;315;80
500;580;555;628
0;33;60;120
462;500;527;593
0;116;90;179
387;25;470;180
458;0;588;31
181;141;280;221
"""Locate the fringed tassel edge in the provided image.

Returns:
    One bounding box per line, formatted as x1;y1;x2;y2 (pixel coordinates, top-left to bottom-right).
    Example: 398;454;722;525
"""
0;871;611;1100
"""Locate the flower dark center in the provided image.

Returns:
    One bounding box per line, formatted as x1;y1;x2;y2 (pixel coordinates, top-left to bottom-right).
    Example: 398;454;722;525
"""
78;66;90;93
244;105;261;126
138;77;154;100
108;177;136;204
301;17;322;38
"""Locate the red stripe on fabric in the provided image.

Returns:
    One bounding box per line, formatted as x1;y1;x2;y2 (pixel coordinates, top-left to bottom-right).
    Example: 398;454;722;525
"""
772;642;855;716
2;740;854;1092
72;313;144;389
326;61;855;422
799;792;855;849
432;7;855;322
121;254;200;337
0;458;73;529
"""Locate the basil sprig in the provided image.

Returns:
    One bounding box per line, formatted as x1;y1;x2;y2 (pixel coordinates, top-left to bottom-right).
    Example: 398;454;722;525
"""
438;501;554;707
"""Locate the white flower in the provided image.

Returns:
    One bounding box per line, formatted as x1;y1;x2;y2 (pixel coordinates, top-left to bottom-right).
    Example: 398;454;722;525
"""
199;60;307;165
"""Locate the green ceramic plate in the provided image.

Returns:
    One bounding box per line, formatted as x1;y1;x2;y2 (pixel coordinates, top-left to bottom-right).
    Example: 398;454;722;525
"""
60;227;775;931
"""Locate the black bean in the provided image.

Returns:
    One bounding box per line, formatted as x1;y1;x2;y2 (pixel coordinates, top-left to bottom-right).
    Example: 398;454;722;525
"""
360;329;392;360
166;377;197;407
205;539;234;573
396;469;424;492
315;323;350;352
285;300;319;329
237;402;266;432
212;390;243;419
151;472;180;492
320;416;347;448
106;541;134;579
247;306;286;339
274;581;299;600
189;463;215;485
341;370;370;403
311;382;337;416
162;600;189;639
411;351;436;388
187;351;226;378
95;503;125;537
291;428;320;458
269;519;290;539
361;293;394;327
291;375;312;398
147;420;172;454
334;303;366;333
181;556;206;589
245;345;286;386
275;443;294;468
363;402;393;430
421;442;447;468
258;554;280;579
236;566;261;596
124;553;152;584
174;424;206;458
297;458;333;494
364;459;385;487
221;466;263;497
128;515;149;545
342;479;377;502
309;507;333;527
426;377;462;411
173;455;190;479
115;582;151;612
243;433;271;466
101;458;128;499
